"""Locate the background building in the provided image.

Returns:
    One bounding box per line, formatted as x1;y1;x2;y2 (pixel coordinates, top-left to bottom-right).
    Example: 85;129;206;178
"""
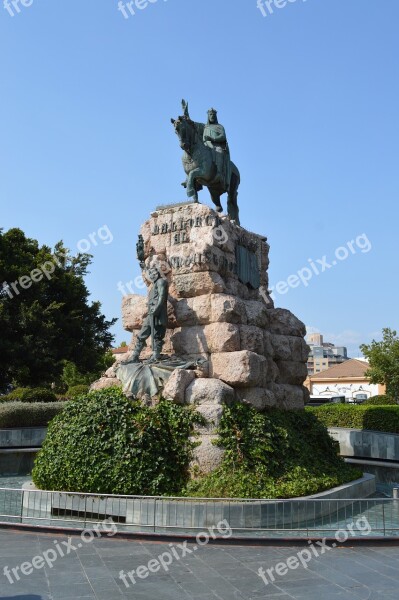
307;333;349;375
305;358;385;402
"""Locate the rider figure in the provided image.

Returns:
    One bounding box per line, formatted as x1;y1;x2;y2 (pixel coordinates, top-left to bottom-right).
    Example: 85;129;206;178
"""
203;108;231;188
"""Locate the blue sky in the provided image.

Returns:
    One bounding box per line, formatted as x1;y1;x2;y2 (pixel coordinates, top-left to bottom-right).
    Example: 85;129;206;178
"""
1;0;398;357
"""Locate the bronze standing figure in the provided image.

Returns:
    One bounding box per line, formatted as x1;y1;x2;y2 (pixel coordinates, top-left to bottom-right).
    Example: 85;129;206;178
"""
131;266;168;364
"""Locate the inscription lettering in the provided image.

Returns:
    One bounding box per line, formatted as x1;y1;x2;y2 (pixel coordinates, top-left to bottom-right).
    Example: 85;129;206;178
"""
152;215;222;237
168;253;236;274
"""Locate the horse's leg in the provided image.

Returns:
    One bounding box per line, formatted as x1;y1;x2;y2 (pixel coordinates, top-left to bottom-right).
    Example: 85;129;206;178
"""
186;168;203;202
210;189;223;213
227;172;240;225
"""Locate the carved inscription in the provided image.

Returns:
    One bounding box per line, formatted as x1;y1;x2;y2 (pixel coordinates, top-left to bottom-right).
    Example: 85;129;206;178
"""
169;252;236;273
151;214;222;244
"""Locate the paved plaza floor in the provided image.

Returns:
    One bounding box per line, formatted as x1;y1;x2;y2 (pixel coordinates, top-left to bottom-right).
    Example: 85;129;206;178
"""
0;529;398;600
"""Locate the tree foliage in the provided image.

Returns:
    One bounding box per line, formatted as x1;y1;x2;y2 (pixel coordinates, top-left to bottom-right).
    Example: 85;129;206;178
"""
360;328;399;400
0;228;116;391
61;355;114;389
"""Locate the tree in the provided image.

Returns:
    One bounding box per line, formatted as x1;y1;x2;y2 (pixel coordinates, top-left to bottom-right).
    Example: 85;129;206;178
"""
61;353;115;389
0;228;117;391
360;328;399;400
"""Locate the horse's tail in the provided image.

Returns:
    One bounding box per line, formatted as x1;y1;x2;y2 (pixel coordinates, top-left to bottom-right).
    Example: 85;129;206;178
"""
228;166;240;225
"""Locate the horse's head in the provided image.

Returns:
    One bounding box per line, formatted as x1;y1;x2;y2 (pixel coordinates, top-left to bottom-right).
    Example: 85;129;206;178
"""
171;116;195;154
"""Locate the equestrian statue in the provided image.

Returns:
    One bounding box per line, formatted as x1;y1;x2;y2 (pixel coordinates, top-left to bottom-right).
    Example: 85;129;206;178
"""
171;100;241;225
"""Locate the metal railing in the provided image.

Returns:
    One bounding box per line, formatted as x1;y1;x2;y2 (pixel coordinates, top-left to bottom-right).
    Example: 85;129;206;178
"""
1;488;399;538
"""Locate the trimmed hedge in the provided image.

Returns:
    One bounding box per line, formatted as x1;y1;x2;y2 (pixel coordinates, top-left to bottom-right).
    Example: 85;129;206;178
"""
363;395;397;406
307;404;399;434
0;402;65;428
3;388;58;403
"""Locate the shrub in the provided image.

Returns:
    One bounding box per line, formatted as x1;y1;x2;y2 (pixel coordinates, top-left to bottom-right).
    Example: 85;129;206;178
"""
363;395;397;406
308;404;399;433
3;388;30;402
0;402;65;428
185;403;361;499
66;384;89;399
32;388;203;495
3;388;58;403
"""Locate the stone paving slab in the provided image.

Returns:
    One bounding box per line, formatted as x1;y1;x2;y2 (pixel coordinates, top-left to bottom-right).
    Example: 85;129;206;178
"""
0;530;398;599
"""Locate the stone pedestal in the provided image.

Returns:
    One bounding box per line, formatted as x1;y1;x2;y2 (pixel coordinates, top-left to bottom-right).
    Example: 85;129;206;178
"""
99;202;310;473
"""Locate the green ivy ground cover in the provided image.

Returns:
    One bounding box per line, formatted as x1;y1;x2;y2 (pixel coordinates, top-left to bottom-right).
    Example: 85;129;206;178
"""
32;389;361;498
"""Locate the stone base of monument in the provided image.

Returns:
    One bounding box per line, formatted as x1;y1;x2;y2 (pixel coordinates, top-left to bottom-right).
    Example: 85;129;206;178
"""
92;202;310;474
